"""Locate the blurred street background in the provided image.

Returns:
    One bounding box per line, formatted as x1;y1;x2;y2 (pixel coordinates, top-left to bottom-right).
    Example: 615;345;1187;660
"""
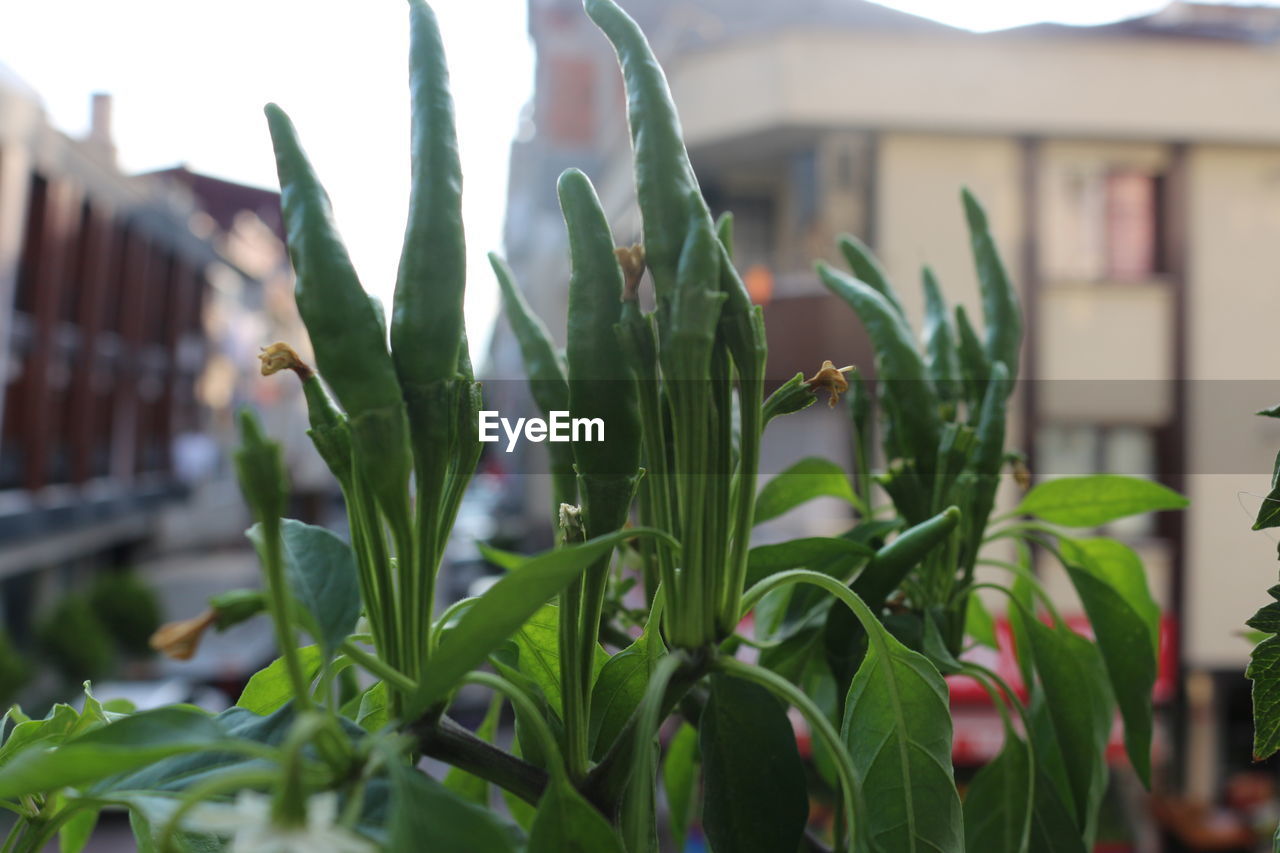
4;1;1280;850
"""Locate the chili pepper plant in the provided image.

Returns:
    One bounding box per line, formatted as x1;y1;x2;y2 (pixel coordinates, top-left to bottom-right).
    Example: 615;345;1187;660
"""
0;2;1186;852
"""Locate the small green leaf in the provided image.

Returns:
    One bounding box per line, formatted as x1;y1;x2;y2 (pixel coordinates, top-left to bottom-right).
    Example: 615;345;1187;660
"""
236;646;323;715
589;615;662;760
356;682;390;732
754;457;857;524
745;537;873;588
1254;451;1280;530
841;631;963;852
409;528;671;718
700;674;808;853
663;723;699;848
1022;621;1113;831
965;593;998;650
963;724;1032;853
1016;475;1187;527
59;807;98;853
1060;538;1158;784
1258;403;1280;418
1247;586;1280;759
247;519;360;654
478;542;528;571
389;765;520;853
528;777;625;853
0;708;229;799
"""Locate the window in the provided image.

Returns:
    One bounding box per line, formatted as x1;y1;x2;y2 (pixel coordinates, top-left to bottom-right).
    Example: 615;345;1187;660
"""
1046;166;1167;282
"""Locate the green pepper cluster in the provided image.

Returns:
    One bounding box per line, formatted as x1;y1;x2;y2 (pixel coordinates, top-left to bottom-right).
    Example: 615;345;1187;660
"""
263;0;482;719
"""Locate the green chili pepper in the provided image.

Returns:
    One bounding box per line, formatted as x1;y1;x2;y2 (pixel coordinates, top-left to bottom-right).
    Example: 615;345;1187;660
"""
960;360;1010;574
854;505;961;609
560;168;641;502
392;0;466;389
264;104;412;521
584;0;712;303
961;189;1021;386
817;262;938;471
491;252;576;513
953;303;989;413
209;589;267;631
921;266;960;408
837;233;905;318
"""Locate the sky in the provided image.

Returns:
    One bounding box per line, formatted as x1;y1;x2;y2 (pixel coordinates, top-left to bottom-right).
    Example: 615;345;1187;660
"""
0;0;1270;362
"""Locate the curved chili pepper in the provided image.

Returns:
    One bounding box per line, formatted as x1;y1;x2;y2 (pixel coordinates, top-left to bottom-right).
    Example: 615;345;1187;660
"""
392;0;466;388
584;0;712;303
961;189;1021;386
264;104;412;520
838;233;906;318
921;266;961;408
817;262;938;472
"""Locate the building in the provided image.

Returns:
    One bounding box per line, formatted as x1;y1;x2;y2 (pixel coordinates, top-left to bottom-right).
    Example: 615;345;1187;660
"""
495;0;1280;824
0;70;302;653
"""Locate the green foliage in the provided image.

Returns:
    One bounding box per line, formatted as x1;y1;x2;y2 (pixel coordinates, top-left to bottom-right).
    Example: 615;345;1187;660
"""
88;570;162;657
0;626;28;706
0;4;1187;853
699;674;809;853
37;594;113;683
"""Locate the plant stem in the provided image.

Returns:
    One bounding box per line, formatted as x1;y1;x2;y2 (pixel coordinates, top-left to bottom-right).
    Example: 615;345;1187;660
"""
464;671;568;786
340;641;416;692
259;515;311;713
413;715;548;806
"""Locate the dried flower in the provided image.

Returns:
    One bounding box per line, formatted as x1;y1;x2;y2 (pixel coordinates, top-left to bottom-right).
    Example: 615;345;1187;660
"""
804;360;855;408
615;244;646;302
258;342;314;381
149;610;217;661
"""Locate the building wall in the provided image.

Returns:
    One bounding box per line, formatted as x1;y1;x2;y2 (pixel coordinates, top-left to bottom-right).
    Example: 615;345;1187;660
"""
1185;145;1280;668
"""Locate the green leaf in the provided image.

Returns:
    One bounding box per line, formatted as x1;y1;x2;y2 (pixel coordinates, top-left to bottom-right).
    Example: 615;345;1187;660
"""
962;187;1022;384
528;777;625;853
514;605;607;719
1027;760;1089;853
0;708;229;799
589;614;663;760
248;519;360;654
356;681;390;732
754;457;858;524
59;806;98;853
700;674;808;853
1060;538;1158;784
841;630;963;852
0;704;82;766
1258;403;1280;418
444;692;504;806
663;723;699;848
1255;451;1280;530
1248;586;1280;759
744;537;873;588
389;765;520;853
965;592;998;650
1023;621;1113;832
963;724;1032;853
236;646;323;715
478;542;528;571
409;528;671;718
1016;475;1187;527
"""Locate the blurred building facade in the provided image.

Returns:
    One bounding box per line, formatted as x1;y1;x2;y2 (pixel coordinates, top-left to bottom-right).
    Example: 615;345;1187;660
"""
495;0;1280;820
0;69;315;653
